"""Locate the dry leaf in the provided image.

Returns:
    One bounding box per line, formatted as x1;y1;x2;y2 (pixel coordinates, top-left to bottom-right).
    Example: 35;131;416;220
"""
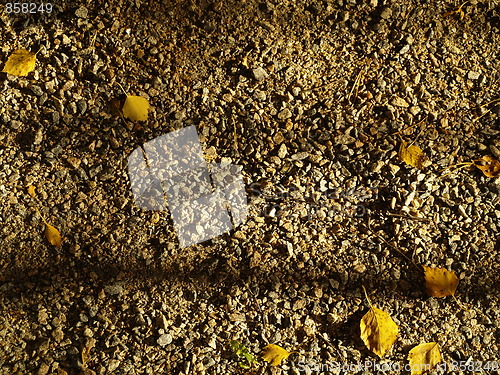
360;306;398;358
27;185;36;197
110;97;123;117
398;141;425;169
443;1;468;20
45;223;62;248
474;156;500;178
261;344;292;366
408;342;443;375
423;265;459;297
2;49;37;77
57;369;68;375
81;346;91;366
122;95;149;121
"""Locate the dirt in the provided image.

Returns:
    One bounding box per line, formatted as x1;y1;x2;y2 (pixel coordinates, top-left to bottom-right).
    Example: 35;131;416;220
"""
0;0;499;374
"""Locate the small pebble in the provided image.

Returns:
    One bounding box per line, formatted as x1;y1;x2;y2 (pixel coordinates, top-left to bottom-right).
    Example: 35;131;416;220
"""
157;333;173;346
75;6;88;18
467;71;480;80
252;67;268;81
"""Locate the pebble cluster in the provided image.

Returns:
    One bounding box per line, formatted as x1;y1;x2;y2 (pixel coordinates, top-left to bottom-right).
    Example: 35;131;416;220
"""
0;0;499;374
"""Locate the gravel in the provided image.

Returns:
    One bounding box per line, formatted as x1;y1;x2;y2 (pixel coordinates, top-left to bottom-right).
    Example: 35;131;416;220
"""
1;0;500;374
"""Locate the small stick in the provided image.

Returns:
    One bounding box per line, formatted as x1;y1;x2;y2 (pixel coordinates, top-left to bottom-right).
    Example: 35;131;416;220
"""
437;162;474;179
386;213;430;222
360;223;421;271
391;116;427;136
348;67;365;102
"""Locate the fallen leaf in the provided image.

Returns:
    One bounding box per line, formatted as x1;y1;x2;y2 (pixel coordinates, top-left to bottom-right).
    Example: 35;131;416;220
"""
398;141;425;169
81;338;96;368
57;369;68;375
443;1;468;20
110;97;123;117
473;156;500;178
408;342;443;375
423;265;458;297
261;344;293;366
45;223;62;248
27;185;36;197
2;49;37;77
360;306;398;358
81;345;91;366
122;95;149;121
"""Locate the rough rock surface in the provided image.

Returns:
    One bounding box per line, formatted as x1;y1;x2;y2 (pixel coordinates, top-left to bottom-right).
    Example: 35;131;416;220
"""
1;0;499;374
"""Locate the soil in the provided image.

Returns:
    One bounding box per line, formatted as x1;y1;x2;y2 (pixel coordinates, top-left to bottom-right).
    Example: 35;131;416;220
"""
0;0;499;374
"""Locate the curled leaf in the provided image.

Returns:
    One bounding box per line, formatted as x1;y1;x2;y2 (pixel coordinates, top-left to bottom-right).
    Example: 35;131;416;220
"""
360;306;398;358
3;49;37;77
423;265;458;297
45;223;62;248
408;342;443;375
261;344;293;366
473;156;500;178
122;95;149;121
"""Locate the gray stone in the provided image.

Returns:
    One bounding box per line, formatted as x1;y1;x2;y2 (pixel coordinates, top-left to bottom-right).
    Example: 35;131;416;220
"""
399;44;410;54
77;99;88;114
467;71;480;80
104;284;123;295
157;333;173;346
30;86;44;96
252;67;268;81
75;6;88;18
277;108;292;120
380;7;392;19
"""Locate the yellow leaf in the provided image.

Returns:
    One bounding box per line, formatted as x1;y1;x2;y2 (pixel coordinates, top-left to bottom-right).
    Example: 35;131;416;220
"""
2;49;37;77
122;95;149;121
408;342;442;375
82;346;91;366
398;141;425;169
261;344;292;366
360;306;398;358
27;185;36;197
45;223;62;248
473;156;500;178
423;265;458;297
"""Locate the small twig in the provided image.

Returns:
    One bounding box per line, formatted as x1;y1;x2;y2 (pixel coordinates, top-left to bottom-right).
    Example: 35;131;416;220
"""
437;162;474;179
302;79;338;93
386;212;431;222
472;97;500;122
407;125;426;147
232;119;239;154
360;223;421;271
348;67;365;102
391;116;427;136
89;31;98;49
476;97;500;109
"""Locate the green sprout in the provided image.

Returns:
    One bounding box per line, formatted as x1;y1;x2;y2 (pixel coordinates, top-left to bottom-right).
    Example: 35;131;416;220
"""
229;340;259;369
